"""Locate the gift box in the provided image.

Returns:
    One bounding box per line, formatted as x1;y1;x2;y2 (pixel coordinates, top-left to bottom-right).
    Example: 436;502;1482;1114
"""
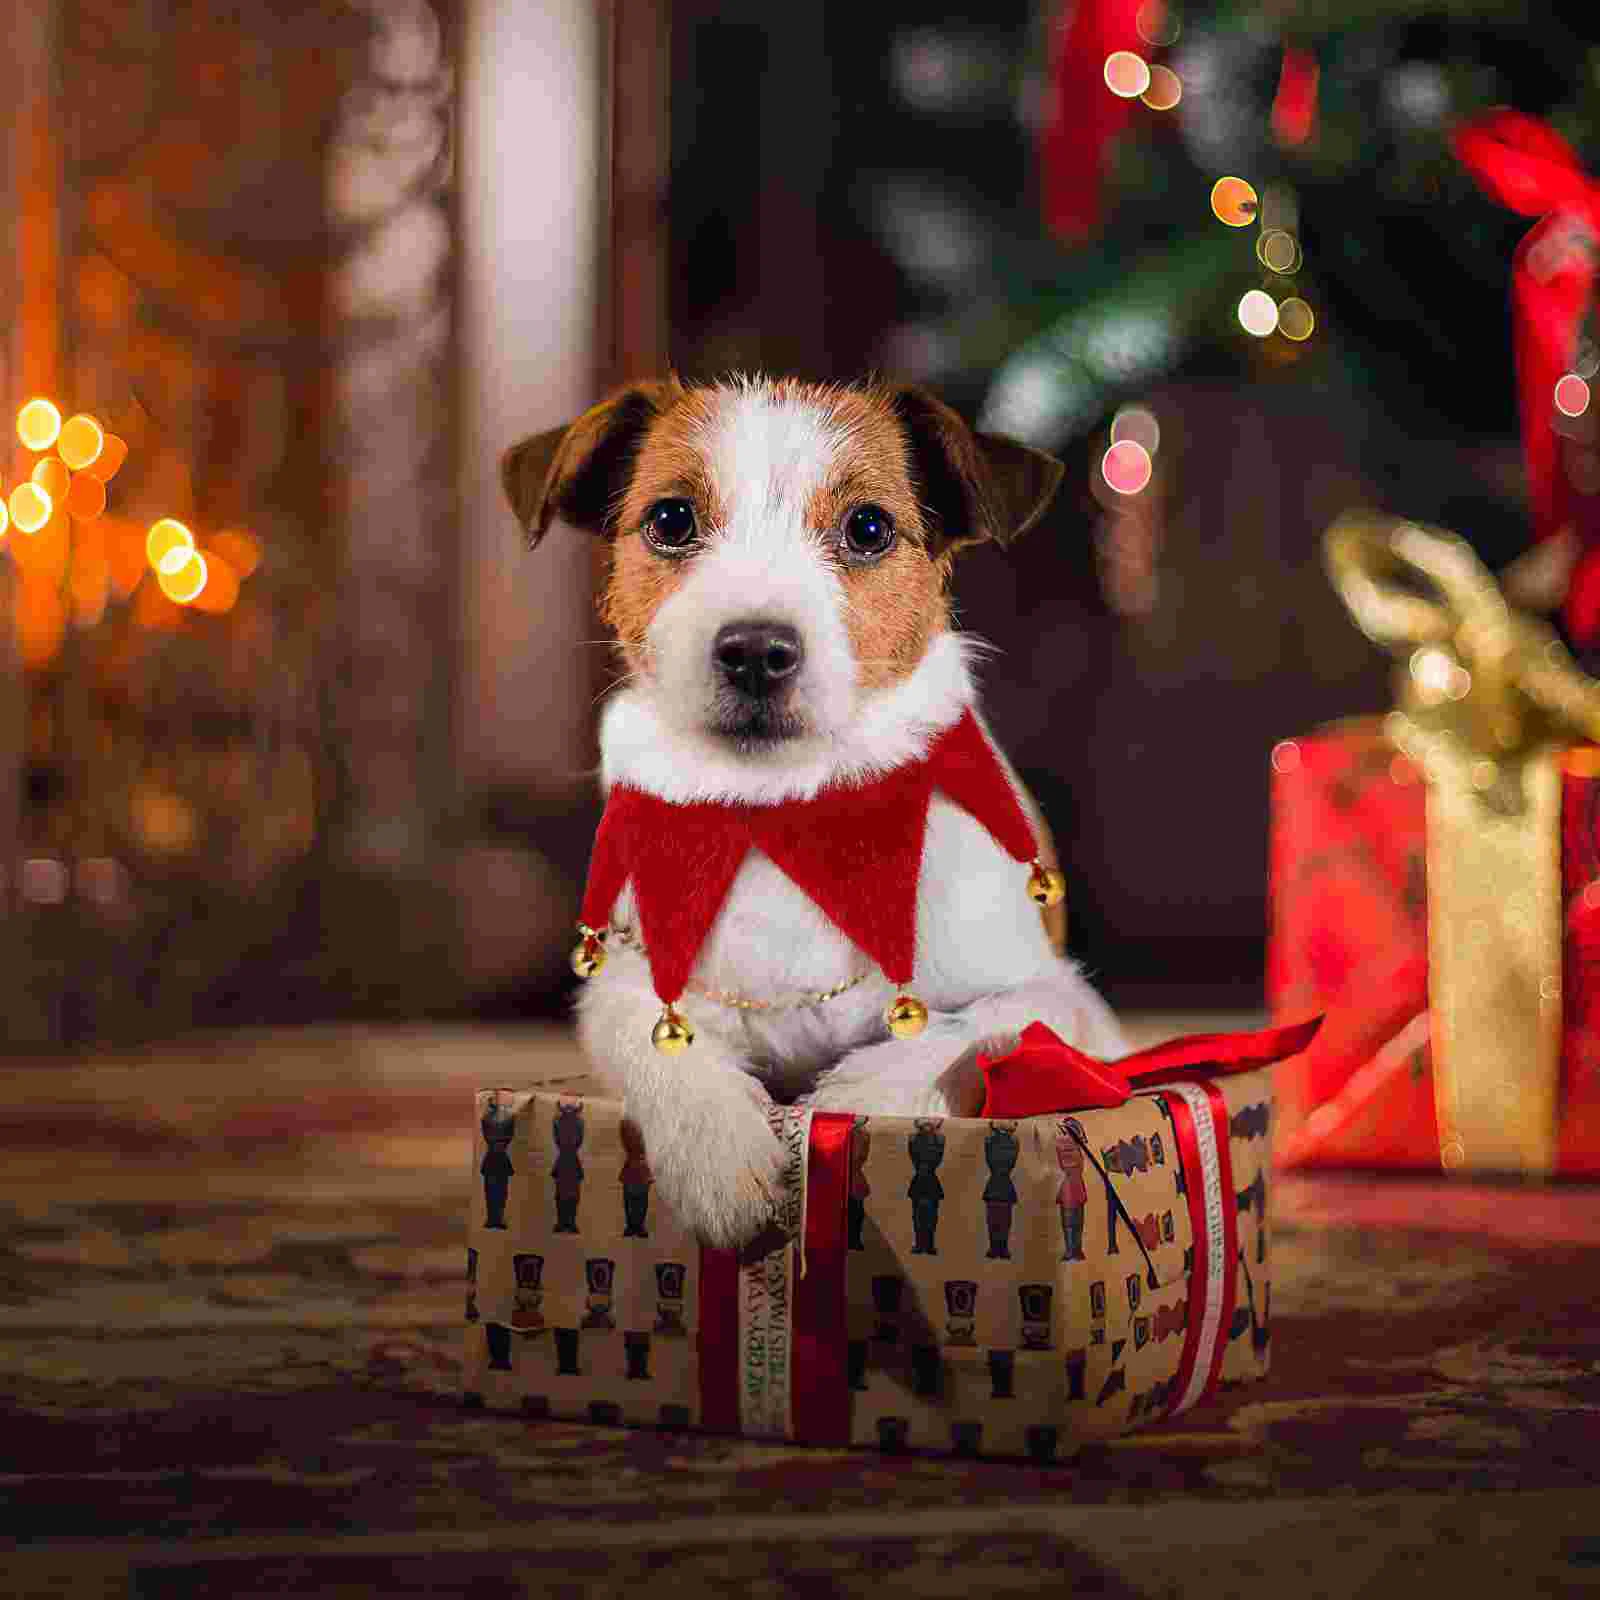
1267;514;1600;1177
460;1034;1287;1461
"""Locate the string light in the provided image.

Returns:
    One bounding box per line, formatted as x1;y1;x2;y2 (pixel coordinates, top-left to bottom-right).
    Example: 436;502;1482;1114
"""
1238;290;1280;337
1256;229;1301;273
9;482;53;534
1141;65;1182;111
1103;51;1152;99
30;456;70;502
145;517;194;573
157;549;208;604
57;413;105;471
1101;438;1154;495
16;398;61;452
1277;297;1316;341
82;433;128;482
65;473;107;520
1555;373;1591;418
1210;176;1259;227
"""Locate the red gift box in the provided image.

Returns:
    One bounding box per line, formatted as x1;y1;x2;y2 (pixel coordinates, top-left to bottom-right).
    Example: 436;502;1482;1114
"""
1267;716;1600;1176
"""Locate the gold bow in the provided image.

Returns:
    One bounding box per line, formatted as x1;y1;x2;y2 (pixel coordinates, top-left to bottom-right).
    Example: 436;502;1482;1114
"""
1324;512;1600;1175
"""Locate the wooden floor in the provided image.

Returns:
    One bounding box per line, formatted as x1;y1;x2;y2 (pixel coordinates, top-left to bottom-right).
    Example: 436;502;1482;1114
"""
3;1020;1599;1598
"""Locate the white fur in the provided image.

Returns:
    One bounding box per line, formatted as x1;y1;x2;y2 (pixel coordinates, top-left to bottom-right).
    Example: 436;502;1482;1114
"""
577;380;1126;1249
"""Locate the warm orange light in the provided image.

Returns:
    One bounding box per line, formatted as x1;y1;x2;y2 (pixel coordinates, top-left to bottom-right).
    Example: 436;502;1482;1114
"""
9;482;53;534
191;550;240;613
1210;176;1259;227
157;549;208;604
0;499;9;538
82;433;128;482
57;413;105;471
15;575;65;669
145;517;194;572
17;399;61;452
30;456;70;502
210;528;261;578
65;472;108;520
1141;64;1182;111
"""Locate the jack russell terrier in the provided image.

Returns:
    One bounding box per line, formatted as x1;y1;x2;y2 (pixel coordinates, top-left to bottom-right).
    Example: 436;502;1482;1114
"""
503;376;1126;1250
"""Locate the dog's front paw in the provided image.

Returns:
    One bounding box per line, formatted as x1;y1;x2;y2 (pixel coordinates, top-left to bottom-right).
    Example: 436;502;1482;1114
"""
647;1085;786;1251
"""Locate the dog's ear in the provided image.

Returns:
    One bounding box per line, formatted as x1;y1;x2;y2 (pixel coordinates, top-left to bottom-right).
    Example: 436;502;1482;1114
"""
502;378;680;547
888;385;1065;556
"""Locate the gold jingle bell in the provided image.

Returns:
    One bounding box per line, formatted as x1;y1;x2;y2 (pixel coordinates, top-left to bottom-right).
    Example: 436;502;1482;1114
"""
1027;860;1066;909
570;925;607;979
651;1005;694;1054
885;993;929;1039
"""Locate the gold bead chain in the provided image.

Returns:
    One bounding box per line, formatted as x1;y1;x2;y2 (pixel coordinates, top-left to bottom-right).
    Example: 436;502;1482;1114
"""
607;924;874;1013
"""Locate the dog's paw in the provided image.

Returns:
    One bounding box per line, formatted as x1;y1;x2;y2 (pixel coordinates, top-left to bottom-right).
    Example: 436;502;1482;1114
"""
647;1085;786;1251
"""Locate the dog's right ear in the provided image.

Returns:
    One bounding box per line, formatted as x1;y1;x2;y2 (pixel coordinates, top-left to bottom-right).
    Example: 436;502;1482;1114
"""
502;378;680;547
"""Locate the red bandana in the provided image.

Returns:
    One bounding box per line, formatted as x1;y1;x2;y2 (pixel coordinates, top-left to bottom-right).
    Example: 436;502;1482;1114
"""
580;709;1039;1006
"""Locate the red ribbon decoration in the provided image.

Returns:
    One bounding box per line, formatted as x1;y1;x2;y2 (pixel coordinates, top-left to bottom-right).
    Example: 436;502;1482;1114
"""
977;1016;1322;1119
791;1111;855;1447
1454;110;1600;644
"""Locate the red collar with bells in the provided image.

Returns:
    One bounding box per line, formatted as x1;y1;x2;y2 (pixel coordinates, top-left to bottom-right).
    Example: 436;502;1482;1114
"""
575;710;1057;1048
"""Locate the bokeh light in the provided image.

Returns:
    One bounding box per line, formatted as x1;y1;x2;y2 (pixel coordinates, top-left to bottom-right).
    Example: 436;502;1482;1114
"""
1277;297;1316;341
83;433;128;482
1135;0;1180;46
1110;405;1161;454
1103;51;1152;100
1101;438;1154;495
57;413;105;471
1210;176;1259;227
17;398;61;452
0;499;9;538
146;517;195;572
1256;229;1300;273
157;549;208;604
30;456;70;502
65;472;108;520
1555;373;1591;418
1141;64;1182;111
210;528;262;578
1237;290;1280;337
9;482;53;534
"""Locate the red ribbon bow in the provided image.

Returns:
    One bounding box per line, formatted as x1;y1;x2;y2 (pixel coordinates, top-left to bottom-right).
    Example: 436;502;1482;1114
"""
977;1016;1323;1119
1454;111;1600;642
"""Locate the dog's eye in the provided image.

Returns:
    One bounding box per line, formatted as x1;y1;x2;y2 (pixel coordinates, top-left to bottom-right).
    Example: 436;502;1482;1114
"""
642;497;697;553
841;504;896;561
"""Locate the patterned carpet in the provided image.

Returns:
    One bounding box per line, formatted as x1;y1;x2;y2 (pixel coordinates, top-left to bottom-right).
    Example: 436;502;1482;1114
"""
3;1022;1599;1598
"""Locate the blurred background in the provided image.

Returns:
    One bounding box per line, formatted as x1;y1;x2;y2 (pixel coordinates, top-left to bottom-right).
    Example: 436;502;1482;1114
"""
2;0;1597;1050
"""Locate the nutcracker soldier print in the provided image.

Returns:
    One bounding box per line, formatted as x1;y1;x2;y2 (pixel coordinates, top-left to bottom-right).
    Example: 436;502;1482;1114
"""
983;1121;1020;1259
620;1118;653;1238
907;1118;946;1254
552;1102;585;1234
480;1099;517;1231
848;1116;871;1252
1056;1118;1088;1262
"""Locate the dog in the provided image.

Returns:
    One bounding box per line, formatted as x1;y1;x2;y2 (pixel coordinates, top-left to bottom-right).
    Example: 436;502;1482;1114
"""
502;375;1126;1249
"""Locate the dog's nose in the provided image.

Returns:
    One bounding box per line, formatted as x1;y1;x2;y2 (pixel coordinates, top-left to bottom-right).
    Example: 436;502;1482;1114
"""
712;620;803;697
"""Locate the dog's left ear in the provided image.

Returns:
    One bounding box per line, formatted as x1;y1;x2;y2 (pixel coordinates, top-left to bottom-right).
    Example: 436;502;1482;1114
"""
502;378;680;547
889;385;1065;556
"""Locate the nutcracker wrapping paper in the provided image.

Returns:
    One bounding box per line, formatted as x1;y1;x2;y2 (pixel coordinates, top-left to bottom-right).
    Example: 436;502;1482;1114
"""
461;1063;1275;1461
1267;513;1600;1177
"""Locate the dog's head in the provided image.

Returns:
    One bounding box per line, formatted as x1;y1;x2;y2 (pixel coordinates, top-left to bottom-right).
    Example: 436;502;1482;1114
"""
502;375;1062;767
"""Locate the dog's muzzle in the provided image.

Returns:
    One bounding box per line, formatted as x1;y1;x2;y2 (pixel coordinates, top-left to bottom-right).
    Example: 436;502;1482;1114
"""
712;620;803;700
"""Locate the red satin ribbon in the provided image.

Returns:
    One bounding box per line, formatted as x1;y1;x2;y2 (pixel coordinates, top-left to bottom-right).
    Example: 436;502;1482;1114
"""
978;1016;1322;1119
697;1111;855;1443
1454;111;1600;641
791;1111;855;1447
